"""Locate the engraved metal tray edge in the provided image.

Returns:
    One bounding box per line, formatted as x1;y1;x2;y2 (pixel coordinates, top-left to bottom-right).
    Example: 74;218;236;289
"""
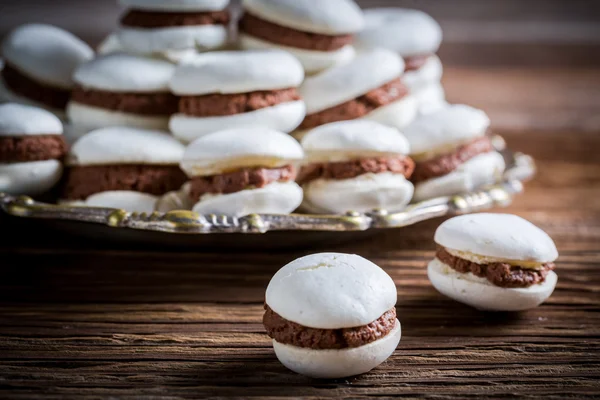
0;143;535;235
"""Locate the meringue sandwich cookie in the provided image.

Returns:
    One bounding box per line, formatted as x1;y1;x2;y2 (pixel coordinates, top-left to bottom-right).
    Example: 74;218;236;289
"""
264;253;401;378
356;8;443;93
169;50;305;142
68;54;177;132
296;49;418;139
0;103;67;195
404;54;443;95
180;128;304;216
298;120;415;214
429;213;559;311
61;127;187;213
97;32;199;64
238;0;364;74
413;82;447;115
0;24;93;116
117;0;230;56
403;104;506;202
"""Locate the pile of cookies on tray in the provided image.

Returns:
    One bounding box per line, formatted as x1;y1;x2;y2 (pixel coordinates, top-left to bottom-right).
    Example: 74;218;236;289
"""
0;0;507;216
0;0;560;381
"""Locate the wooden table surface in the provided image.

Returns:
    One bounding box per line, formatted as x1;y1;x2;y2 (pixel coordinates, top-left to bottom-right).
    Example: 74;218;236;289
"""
1;67;599;398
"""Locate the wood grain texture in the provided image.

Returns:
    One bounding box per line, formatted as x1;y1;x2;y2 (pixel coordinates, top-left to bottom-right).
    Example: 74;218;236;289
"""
1;67;600;398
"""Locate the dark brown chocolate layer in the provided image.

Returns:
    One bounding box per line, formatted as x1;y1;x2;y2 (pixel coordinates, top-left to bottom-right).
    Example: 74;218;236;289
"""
239;12;353;51
297;156;415;185
71;86;179;116
189;165;296;200
0;135;68;162
436;246;555;288
62;165;187;200
2;63;71;110
404;54;433;72
121;9;230;28
179;88;300;117
263;305;397;349
299;78;408;130
411;136;494;183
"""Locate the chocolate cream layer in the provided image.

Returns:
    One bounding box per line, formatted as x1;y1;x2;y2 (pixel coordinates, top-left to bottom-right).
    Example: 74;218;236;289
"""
263;305;397;350
239;12;353;52
2;63;71;110
297;156;415;185
299;78;409;130
189;165;296;200
411;136;494;183
436;246;555;288
62;165;187;200
71;87;179;116
121;9;230;28
179;88;300;117
0;135;68;162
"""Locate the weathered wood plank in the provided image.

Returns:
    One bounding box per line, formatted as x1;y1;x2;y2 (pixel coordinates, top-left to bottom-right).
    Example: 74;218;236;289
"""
445;69;600;132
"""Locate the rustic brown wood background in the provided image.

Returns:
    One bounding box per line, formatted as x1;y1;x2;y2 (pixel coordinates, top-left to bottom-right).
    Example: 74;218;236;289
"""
2;0;600;67
1;0;600;398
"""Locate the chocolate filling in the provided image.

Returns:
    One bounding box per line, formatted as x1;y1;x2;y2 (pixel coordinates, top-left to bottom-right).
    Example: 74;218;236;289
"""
71;86;179;116
404;54;433;72
0;135;68;163
1;63;71;110
297;156;414;185
411;136;494;183
436;246;555;288
189;165;295;200
62;165;187;200
299;78;408;130
239;12;353;52
121;9;230;28
263;305;397;349
179;88;300;117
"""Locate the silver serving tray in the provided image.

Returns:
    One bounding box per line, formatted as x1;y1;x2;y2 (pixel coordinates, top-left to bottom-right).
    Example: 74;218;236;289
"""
0;137;535;248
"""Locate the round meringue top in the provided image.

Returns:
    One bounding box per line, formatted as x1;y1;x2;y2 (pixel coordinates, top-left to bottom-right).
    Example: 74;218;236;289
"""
72;54;176;93
300;48;404;114
301;120;410;162
266;252;397;329
180;128;304;177
1;24;94;89
0;103;63;136
242;0;364;35
169;50;304;95
402;104;490;155
435;213;559;263
119;0;230;11
68;127;185;166
357;8;442;56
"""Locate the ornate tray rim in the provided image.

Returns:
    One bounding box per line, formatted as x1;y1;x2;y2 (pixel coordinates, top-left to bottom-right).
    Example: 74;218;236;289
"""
0;139;535;235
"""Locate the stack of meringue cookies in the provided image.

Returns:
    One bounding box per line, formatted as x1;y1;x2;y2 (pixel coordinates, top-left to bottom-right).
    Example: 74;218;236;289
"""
0;0;560;380
0;0;507;215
